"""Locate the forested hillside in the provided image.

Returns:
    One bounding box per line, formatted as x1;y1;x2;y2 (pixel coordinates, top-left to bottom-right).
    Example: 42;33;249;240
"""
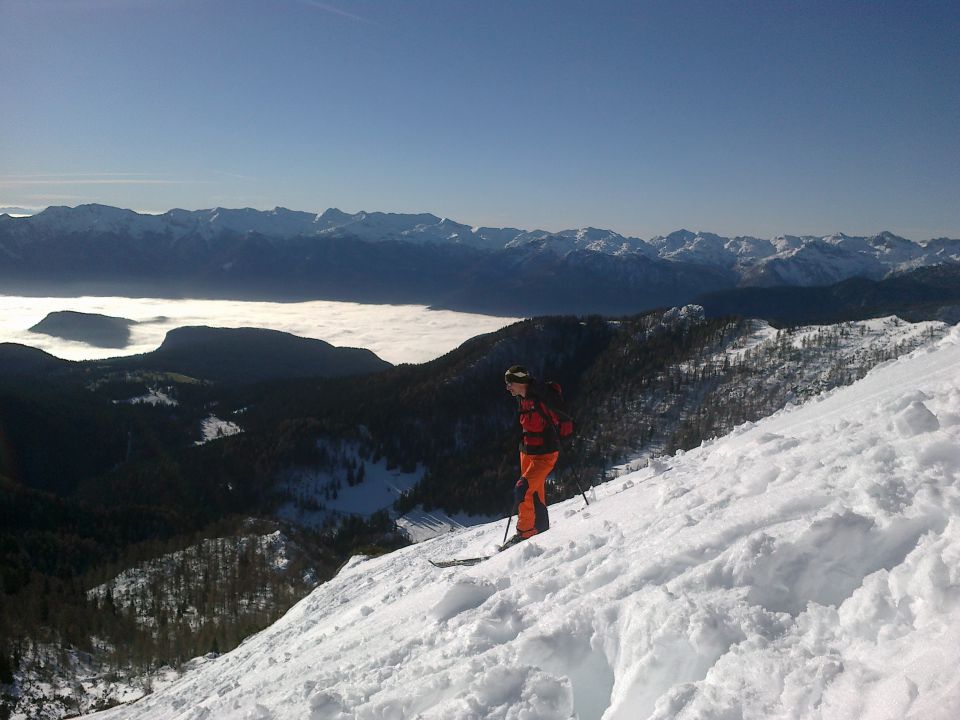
696;262;960;325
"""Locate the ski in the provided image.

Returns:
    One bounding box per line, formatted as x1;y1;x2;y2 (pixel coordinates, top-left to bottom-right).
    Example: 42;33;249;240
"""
429;528;541;568
429;538;526;567
429;556;491;568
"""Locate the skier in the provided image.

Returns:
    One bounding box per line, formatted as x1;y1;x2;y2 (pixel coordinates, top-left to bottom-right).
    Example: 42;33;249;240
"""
502;365;561;548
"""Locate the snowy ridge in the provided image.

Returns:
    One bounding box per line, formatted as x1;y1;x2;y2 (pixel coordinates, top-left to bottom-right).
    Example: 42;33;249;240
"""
592;315;949;473
718;316;948;394
505;228;655;257
92;326;960;719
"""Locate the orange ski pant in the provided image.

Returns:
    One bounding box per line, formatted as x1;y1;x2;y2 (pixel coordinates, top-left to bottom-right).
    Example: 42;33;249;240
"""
514;451;557;539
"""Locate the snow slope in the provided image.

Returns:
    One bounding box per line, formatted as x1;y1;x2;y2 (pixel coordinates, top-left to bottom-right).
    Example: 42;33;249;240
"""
90;326;960;720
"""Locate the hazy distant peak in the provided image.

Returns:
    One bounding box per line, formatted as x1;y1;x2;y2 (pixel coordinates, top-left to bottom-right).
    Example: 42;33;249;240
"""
27;203;162;237
375;210;443;225
317;207;355;225
871;230;912;247
503;226;651;257
0;206;42;216
648;229;696;252
38;203;133;220
666;228;698;242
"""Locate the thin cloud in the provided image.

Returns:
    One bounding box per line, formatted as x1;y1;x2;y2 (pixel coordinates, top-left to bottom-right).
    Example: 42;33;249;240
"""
21;195;95;205
0;180;198;186
211;170;255;181
298;0;370;23
0;174;206;186
1;172;160;178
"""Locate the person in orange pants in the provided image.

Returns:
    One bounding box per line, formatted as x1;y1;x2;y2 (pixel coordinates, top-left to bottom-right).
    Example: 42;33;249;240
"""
503;365;561;546
515;451;556;539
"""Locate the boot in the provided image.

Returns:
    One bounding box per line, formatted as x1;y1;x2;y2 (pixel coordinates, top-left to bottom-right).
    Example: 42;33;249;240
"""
500;533;527;551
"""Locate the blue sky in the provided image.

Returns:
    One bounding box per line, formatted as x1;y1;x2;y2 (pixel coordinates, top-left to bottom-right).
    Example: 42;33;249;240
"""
2;0;958;239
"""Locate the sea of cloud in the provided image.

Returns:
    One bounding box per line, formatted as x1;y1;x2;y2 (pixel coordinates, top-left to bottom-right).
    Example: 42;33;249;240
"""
0;295;522;365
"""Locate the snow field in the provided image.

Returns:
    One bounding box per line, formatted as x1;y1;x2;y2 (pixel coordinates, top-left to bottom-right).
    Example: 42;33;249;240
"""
197;415;243;444
276;443;423;530
91;326;960;719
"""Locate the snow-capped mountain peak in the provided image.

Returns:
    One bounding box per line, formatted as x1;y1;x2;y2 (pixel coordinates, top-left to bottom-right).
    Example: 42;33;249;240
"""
505;226;654;257
24;203;168;239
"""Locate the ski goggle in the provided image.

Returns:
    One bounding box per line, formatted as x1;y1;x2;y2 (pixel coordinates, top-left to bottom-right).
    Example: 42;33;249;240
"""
504;366;530;384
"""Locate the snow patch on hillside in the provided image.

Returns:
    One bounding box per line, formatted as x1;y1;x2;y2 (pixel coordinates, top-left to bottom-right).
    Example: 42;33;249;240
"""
397;509;497;544
276;444;423;529
121;387;178;406
195;415;242;444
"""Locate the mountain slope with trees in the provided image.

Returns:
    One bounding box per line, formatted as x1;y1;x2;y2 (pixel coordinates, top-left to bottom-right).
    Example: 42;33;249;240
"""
0;308;951;718
696;263;960;325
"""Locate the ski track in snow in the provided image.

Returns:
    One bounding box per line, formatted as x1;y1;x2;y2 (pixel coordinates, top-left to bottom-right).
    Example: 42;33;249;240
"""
90;327;960;720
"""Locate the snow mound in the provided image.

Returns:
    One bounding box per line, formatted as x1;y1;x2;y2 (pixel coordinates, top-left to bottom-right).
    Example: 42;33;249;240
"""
91;326;960;719
894;399;941;437
431;578;498;622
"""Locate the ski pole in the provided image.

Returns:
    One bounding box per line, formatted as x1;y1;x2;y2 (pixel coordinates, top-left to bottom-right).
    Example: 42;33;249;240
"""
503;483;519;543
574;476;590;506
563;461;589;506
502;513;514;544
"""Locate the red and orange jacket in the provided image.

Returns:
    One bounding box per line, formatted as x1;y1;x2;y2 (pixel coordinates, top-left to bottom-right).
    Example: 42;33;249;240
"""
516;381;563;455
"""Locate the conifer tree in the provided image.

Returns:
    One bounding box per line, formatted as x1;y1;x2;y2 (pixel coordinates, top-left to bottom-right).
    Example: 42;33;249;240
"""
0;643;13;685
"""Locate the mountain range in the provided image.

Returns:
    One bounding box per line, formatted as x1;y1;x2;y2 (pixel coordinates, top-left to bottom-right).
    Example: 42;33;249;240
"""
3;205;959;316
